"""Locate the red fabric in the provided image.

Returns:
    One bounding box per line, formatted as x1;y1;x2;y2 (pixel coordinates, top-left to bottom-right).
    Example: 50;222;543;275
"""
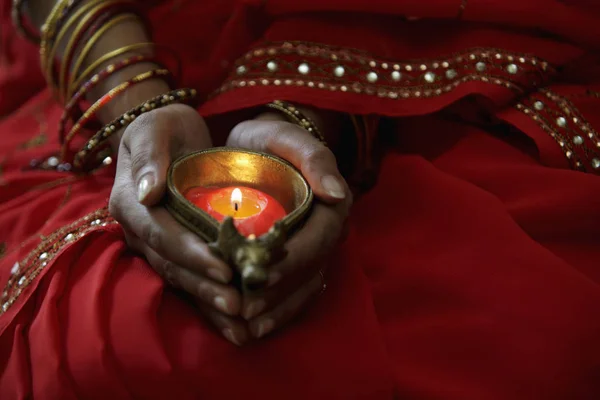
1;1;600;399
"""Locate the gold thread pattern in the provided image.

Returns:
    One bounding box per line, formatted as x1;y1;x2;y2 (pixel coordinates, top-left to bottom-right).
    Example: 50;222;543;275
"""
215;42;554;99
0;207;117;316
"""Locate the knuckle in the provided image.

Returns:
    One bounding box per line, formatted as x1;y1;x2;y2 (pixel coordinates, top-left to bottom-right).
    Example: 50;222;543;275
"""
160;259;178;287
302;146;332;172
140;222;163;251
129;146;153;175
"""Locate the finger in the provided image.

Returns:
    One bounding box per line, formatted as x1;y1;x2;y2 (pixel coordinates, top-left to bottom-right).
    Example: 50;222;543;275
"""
249;272;322;339
228;119;348;203
123;104;210;206
241;260;324;320
267;200;349;286
110;166;232;284
195;302;250;346
125;232;241;316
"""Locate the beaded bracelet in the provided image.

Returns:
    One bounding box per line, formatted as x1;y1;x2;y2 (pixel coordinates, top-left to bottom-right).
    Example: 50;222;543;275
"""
11;0;40;43
265;100;327;144
73;88;198;170
61;69;173;160
59;54;155;143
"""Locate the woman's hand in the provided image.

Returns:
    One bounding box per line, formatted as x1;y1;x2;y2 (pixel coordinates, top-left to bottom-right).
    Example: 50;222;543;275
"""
227;111;352;340
108;104;249;345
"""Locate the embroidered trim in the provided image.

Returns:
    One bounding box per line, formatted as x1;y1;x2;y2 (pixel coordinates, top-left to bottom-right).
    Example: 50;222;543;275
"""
0;207;117;316
516;89;600;172
215;42;554;99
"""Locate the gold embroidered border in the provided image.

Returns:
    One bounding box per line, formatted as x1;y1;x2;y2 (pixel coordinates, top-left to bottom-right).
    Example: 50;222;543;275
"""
516;89;600;172
0;207;117;316
215;42;554;99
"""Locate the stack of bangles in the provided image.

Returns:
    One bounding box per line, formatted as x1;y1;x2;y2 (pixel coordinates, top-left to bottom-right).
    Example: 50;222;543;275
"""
12;0;325;171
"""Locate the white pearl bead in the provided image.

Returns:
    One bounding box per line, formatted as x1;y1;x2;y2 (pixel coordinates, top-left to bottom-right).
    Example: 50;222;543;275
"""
266;61;278;72
573;136;584;145
475;62;486;72
334;66;345;77
102;157;113;166
1;303;7;312
391;71;402;81
18;276;26;286
556;117;567;127
10;262;19;275
39;252;48;260
533;101;544;110
236;65;247;75
424;72;436;83
366;72;378;83
64;233;75;242
47;157;59;167
445;69;457;79
298;63;310;75
506;64;518;74
592;158;600;169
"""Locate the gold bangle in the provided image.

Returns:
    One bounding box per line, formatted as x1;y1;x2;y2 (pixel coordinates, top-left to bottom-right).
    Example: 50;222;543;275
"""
265;100;327;145
68;42;156;99
58;1;137;100
40;0;70;79
69;13;140;99
45;0;133;93
44;0;106;90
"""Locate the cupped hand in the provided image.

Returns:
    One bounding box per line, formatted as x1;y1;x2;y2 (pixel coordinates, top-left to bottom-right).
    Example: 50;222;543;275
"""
108;104;249;345
227;111;352;339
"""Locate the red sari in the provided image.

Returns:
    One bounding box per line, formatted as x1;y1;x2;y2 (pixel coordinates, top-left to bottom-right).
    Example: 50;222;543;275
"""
1;1;600;399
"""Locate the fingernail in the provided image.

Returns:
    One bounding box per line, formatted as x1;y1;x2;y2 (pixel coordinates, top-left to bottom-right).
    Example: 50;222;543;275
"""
243;299;266;320
207;268;229;284
222;328;241;346
268;271;281;286
214;296;230;314
137;173;154;203
321;175;346;199
254;318;275;338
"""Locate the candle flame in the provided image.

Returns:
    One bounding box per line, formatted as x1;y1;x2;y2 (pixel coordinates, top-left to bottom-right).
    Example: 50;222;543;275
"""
231;188;242;211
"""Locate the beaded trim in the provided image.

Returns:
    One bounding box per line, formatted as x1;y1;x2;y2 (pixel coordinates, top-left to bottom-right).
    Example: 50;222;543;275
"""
0;207;116;316
516;89;600;173
215;42;553;99
265;100;327;144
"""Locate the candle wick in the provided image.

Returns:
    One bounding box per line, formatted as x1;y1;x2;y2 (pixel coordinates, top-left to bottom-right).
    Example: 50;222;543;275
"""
234;202;239;212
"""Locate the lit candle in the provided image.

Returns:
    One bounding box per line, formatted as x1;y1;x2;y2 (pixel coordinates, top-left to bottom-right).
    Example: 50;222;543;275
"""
185;186;287;237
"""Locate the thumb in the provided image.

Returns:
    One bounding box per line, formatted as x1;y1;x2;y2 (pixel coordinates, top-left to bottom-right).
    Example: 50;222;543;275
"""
228;119;348;204
122;110;173;207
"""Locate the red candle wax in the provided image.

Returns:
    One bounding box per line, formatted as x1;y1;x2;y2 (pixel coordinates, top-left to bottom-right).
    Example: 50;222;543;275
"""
185;186;287;237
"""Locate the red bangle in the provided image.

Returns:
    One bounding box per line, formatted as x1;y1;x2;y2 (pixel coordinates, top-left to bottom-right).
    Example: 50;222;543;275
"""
58;55;156;143
61;69;173;161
